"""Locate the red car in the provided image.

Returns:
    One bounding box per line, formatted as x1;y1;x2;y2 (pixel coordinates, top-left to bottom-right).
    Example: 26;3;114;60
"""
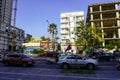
2;54;35;67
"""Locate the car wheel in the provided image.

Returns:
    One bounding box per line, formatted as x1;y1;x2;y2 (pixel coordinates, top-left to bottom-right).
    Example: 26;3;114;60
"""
22;62;28;67
87;63;95;70
62;63;69;69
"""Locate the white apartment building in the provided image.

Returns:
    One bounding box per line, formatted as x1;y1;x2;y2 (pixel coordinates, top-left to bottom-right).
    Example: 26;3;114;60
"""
60;11;84;53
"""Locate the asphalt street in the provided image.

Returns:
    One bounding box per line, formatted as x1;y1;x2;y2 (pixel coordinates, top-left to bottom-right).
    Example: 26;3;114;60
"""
0;59;119;80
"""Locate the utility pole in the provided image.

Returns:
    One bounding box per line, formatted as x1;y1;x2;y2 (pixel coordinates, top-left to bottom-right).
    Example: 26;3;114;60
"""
11;30;15;52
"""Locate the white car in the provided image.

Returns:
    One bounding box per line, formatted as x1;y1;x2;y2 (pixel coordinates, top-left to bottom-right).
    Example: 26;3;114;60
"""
58;54;99;70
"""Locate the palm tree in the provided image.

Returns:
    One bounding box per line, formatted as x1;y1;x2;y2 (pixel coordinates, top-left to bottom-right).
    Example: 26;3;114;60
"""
48;23;58;51
87;24;104;49
74;20;88;50
74;20;104;50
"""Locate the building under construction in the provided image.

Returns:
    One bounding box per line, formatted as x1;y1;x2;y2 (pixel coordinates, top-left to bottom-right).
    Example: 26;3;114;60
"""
87;1;120;46
0;0;25;51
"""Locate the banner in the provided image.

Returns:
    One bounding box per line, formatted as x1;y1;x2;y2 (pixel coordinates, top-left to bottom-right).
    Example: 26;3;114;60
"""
65;44;71;51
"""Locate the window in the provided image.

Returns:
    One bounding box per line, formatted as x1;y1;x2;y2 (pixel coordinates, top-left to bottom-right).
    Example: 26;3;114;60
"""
14;55;20;58
7;55;13;57
7;54;20;58
67;55;75;59
76;56;82;59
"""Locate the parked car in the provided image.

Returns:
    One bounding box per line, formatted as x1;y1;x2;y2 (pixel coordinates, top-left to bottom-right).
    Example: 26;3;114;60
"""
2;54;35;67
94;52;116;61
113;50;120;57
57;54;99;70
58;53;67;60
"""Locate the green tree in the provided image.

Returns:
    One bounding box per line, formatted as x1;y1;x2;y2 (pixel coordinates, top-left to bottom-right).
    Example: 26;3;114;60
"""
117;39;120;48
48;23;58;51
74;20;104;50
55;37;59;42
74;20;88;50
31;49;45;54
105;39;120;49
87;24;104;49
40;36;45;40
16;45;26;53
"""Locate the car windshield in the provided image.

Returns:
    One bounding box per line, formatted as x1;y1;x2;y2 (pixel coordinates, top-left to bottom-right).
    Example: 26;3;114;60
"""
59;54;67;59
20;54;30;58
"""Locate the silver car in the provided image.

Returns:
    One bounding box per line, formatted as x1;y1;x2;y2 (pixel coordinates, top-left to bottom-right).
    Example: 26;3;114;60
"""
58;54;99;70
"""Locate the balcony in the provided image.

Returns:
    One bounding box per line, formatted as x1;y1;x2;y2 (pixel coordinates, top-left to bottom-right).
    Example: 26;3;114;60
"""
61;30;69;34
61;36;69;40
61;25;69;29
61;18;68;24
61;19;68;23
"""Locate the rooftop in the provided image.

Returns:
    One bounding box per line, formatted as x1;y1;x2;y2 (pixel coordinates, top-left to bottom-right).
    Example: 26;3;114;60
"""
89;1;120;6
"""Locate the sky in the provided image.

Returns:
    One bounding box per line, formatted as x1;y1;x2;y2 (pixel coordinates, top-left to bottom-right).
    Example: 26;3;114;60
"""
16;0;115;38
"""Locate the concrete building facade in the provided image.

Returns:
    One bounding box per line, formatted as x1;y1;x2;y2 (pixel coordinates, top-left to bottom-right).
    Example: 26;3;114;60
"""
0;0;13;25
87;1;120;46
0;0;25;51
60;11;84;53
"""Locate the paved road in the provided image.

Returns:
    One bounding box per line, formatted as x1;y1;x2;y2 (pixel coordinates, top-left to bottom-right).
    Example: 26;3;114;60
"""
0;59;119;80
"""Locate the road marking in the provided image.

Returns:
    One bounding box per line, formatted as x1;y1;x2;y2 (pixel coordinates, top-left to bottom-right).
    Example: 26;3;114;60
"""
0;71;118;80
